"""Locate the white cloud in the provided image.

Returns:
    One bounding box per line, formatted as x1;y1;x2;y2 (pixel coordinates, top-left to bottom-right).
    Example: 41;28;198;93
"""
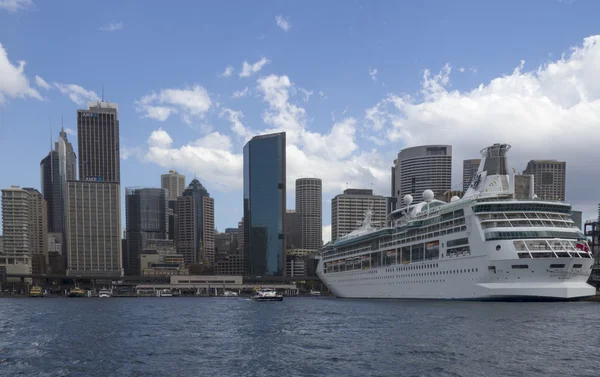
322;224;331;244
221;66;233;77
364;35;600;207
121;145;143;161
299;88;313;102
99;22;123;32
145;129;243;191
34;75;51;90
0;0;33;12
54;83;100;105
369;68;378;81
220;108;254;142
0;43;42;103
135;85;212;124
64;128;75;135
275;15;291;31
232;87;249;98
239;57;269;78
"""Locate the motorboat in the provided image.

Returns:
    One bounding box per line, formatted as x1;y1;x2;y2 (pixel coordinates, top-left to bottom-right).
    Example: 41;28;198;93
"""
159;289;173;297
98;289;112;298
251;288;283;301
309;290;321;296
223;290;238;297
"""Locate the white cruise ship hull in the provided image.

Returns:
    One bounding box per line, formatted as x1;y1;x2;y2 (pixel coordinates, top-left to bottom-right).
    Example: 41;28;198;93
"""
318;256;595;301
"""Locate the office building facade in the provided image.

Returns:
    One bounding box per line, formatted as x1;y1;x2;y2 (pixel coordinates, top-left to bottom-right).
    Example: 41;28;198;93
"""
125;188;169;275
522;160;566;201
65;181;123;277
295;178;322;251
161;170;186;199
1;186;33;276
175;179;215;265
23;188;48;275
243;132;286;276
392;145;452;203
331;189;387;242
463;159;481;191
77;102;120;183
284;210;302;250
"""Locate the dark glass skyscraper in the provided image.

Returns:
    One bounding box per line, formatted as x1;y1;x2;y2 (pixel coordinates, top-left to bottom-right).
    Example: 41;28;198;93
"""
40;151;63;234
125;188;168;275
243;132;286;276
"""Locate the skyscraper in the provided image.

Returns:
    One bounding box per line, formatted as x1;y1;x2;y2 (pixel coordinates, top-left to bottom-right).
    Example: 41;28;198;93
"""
1;186;32;276
243;132;286;276
23;188;48;275
77;102;120;183
125;188;169;275
284;210;302;250
40;151;64;234
56;125;77;181
296;178;322;251
65;181;122;277
392;145;452;203
331;189;387;242
462;159;481;191
522;160;566;201
176;179;215;265
161;170;186;199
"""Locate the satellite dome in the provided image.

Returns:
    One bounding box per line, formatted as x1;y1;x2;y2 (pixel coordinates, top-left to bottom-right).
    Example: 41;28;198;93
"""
403;194;413;205
450;196;460;203
423;190;434;202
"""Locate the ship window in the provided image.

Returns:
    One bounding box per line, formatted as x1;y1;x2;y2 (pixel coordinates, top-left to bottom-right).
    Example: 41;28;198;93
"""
518;252;531;258
488;266;496;273
555;252;570;258
549;264;565;268
573;264;583;268
511;265;528;269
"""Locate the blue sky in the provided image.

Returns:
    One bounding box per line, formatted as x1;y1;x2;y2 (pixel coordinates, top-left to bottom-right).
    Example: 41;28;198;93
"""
2;0;600;241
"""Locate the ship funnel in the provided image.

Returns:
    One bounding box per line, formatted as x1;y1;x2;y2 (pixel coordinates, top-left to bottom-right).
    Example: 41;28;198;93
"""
464;143;512;199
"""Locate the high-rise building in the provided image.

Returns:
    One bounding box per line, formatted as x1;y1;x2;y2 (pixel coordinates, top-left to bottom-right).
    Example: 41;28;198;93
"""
1;186;32;276
392;145;452;203
77;102;120;183
462;159;481;191
65;181;123;277
40;151;64;234
23;188;48;275
125;188;169;275
57;125;77;181
284;210;302;249
296;178;322;251
331;189;387;242
522;160;566;201
175;179;215;265
161;170;186;199
243;132;286;276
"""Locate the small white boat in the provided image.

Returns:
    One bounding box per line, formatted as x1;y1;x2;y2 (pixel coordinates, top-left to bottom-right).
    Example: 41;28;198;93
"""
98;289;112;298
159;289;173;297
309;290;321;296
223;290;238;297
252;288;283;302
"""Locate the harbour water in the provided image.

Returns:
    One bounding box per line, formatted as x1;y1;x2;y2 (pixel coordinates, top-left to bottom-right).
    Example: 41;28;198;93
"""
0;297;599;377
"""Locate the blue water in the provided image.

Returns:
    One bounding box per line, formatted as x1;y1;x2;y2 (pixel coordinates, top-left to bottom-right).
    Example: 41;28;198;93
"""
0;298;599;377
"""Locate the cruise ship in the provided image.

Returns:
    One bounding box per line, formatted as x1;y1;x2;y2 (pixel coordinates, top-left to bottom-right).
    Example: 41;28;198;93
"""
316;144;595;300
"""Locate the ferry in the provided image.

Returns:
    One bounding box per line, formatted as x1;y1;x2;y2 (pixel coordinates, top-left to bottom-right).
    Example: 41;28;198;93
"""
29;286;43;298
68;287;86;297
252;288;283;301
317;143;595;301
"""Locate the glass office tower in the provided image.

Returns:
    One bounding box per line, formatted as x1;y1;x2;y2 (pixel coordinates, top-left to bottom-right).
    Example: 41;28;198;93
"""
243;132;286;276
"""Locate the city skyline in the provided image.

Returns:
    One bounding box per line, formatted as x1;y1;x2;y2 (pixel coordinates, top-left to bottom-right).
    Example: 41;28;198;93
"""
2;2;600;239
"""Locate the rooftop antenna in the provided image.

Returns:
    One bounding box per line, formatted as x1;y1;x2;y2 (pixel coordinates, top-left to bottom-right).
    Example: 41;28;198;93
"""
61;116;64;133
49;116;52;152
101;84;104;102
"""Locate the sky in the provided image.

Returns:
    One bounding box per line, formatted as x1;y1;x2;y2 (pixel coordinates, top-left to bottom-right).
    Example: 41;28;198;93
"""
2;0;600;243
